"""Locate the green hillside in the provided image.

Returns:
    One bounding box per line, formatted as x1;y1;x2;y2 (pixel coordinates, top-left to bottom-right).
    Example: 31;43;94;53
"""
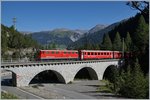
1;24;40;60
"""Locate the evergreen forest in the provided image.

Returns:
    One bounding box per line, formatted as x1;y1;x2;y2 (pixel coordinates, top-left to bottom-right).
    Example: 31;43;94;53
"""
101;1;149;98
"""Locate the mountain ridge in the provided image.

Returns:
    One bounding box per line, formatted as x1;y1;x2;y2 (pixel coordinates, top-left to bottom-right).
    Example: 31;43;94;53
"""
28;19;127;49
67;19;128;49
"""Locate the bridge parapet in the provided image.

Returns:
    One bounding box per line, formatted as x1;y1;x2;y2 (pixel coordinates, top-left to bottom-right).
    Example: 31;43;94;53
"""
1;59;120;68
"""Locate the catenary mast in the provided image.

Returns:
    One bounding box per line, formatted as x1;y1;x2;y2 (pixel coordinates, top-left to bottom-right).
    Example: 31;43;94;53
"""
13;17;17;30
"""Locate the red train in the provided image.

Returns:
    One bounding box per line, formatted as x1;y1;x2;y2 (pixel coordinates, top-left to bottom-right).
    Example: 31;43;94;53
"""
37;50;131;60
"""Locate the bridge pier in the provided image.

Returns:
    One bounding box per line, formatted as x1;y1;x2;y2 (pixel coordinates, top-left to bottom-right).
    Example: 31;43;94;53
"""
12;72;17;86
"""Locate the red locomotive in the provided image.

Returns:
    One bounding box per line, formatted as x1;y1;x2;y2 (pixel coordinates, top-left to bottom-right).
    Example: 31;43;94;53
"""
38;50;78;60
37;49;129;60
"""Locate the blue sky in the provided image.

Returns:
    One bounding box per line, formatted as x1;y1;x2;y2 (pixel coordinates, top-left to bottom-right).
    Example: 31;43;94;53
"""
1;1;138;32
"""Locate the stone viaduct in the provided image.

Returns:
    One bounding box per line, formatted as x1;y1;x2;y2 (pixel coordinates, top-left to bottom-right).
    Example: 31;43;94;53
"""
1;59;122;87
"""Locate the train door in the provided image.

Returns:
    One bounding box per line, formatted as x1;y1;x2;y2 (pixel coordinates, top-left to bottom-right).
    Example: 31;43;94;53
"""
81;52;84;60
78;50;84;60
113;51;115;59
78;50;82;60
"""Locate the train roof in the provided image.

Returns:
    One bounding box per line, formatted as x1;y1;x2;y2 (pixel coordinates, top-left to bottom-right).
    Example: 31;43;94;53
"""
39;50;78;52
81;50;122;52
81;50;112;52
39;50;122;52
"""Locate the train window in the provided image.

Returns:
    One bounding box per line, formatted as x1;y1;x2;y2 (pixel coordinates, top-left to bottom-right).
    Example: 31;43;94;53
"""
72;52;74;54
95;53;97;55
68;52;70;54
56;51;59;54
88;52;90;55
91;53;93;55
101;53;103;55
107;53;109;55
76;52;78;54
64;51;66;54
84;52;86;55
52;51;55;54
98;53;100;55
104;53;106;55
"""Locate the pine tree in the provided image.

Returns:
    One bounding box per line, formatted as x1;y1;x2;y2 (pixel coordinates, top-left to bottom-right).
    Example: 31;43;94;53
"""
130;58;148;98
95;44;100;50
134;15;149;53
119;58;148;98
113;32;122;51
145;74;149;98
123;39;127;52
1;29;8;55
101;33;112;50
52;43;56;49
125;32;132;52
86;43;93;50
119;65;133;97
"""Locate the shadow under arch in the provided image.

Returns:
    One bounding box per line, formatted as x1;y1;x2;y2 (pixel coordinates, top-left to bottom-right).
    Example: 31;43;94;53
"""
74;67;98;80
103;65;117;82
29;70;66;85
1;69;17;86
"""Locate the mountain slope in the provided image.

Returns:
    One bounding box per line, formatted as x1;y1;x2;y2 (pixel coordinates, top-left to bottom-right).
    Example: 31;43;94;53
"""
67;19;127;49
31;28;86;49
88;24;108;34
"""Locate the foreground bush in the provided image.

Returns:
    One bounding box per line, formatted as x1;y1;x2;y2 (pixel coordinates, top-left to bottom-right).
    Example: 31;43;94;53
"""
106;59;149;99
1;91;18;99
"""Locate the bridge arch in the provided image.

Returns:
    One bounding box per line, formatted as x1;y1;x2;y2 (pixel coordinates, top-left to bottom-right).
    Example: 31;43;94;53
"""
74;67;98;80
103;65;118;81
1;69;17;86
2;69;15;74
29;69;66;85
